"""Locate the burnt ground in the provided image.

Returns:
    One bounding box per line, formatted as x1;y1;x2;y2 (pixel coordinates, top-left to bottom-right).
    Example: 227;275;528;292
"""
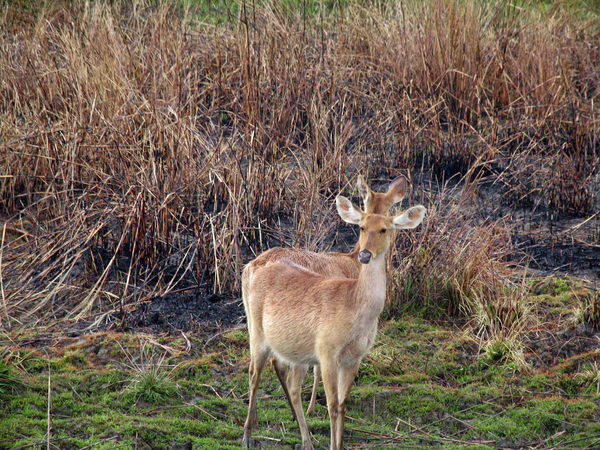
119;238;600;335
122;290;245;334
123;226;599;331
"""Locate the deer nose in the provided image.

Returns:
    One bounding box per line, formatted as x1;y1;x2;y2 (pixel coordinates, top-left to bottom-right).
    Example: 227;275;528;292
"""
358;250;372;264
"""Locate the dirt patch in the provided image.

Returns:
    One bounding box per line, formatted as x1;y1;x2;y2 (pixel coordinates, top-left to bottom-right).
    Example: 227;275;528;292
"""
524;322;600;369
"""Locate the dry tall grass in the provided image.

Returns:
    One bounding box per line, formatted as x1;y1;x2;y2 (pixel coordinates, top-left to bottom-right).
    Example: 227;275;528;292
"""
1;0;598;327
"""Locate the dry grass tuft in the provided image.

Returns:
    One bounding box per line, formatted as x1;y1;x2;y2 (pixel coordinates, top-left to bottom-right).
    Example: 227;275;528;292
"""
576;289;600;329
386;175;519;321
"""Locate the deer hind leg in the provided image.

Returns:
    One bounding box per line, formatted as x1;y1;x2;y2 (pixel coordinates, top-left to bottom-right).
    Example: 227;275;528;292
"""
272;358;296;421
285;364;314;450
242;343;269;448
306;365;321;417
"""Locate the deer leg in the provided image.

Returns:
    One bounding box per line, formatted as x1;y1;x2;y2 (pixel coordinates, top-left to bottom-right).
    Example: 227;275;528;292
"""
320;360;340;450
306;365;321;417
286;364;313;450
272;358;297;421
242;345;269;448
335;362;360;449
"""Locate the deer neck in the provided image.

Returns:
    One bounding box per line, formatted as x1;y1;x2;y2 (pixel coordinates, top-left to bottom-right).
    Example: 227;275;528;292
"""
354;252;387;317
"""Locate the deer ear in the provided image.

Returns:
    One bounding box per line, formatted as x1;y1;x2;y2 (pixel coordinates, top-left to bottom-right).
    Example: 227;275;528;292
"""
393;205;426;229
356;175;372;206
336;195;363;225
385;175;408;206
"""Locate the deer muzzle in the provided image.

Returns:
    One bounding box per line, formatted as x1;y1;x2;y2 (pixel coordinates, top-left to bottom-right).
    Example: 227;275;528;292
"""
358;250;372;264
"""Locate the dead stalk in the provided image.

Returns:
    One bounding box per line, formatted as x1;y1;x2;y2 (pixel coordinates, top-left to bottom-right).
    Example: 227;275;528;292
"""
0;222;8;329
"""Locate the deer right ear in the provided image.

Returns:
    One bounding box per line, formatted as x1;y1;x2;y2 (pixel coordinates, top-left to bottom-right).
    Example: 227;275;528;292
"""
336;195;363;225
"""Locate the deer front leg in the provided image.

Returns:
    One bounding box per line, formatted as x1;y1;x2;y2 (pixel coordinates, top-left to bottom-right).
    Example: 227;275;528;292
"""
335;362;360;449
320;359;340;450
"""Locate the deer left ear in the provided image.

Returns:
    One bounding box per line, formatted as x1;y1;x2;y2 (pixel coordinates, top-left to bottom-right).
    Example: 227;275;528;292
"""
336;195;364;225
393;205;426;229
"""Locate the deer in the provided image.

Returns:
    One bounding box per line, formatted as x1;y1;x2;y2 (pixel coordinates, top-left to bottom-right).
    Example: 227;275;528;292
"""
244;175;408;417
241;192;426;450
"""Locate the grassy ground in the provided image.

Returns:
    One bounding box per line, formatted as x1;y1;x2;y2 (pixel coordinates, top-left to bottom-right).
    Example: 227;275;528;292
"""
2;278;599;450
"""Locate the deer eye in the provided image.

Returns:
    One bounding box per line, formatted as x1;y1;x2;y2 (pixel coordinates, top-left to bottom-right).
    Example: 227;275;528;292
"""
360;226;365;231
380;229;387;234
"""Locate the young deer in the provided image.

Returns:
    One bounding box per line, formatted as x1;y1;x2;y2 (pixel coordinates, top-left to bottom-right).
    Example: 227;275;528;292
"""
244;175;408;416
242;195;426;450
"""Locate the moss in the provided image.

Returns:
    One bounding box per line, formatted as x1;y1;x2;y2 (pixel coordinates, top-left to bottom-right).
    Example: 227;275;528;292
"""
222;328;248;346
531;277;579;297
443;445;495;450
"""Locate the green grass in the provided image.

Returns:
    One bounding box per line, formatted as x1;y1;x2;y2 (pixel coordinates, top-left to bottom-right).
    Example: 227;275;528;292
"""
1;313;599;450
